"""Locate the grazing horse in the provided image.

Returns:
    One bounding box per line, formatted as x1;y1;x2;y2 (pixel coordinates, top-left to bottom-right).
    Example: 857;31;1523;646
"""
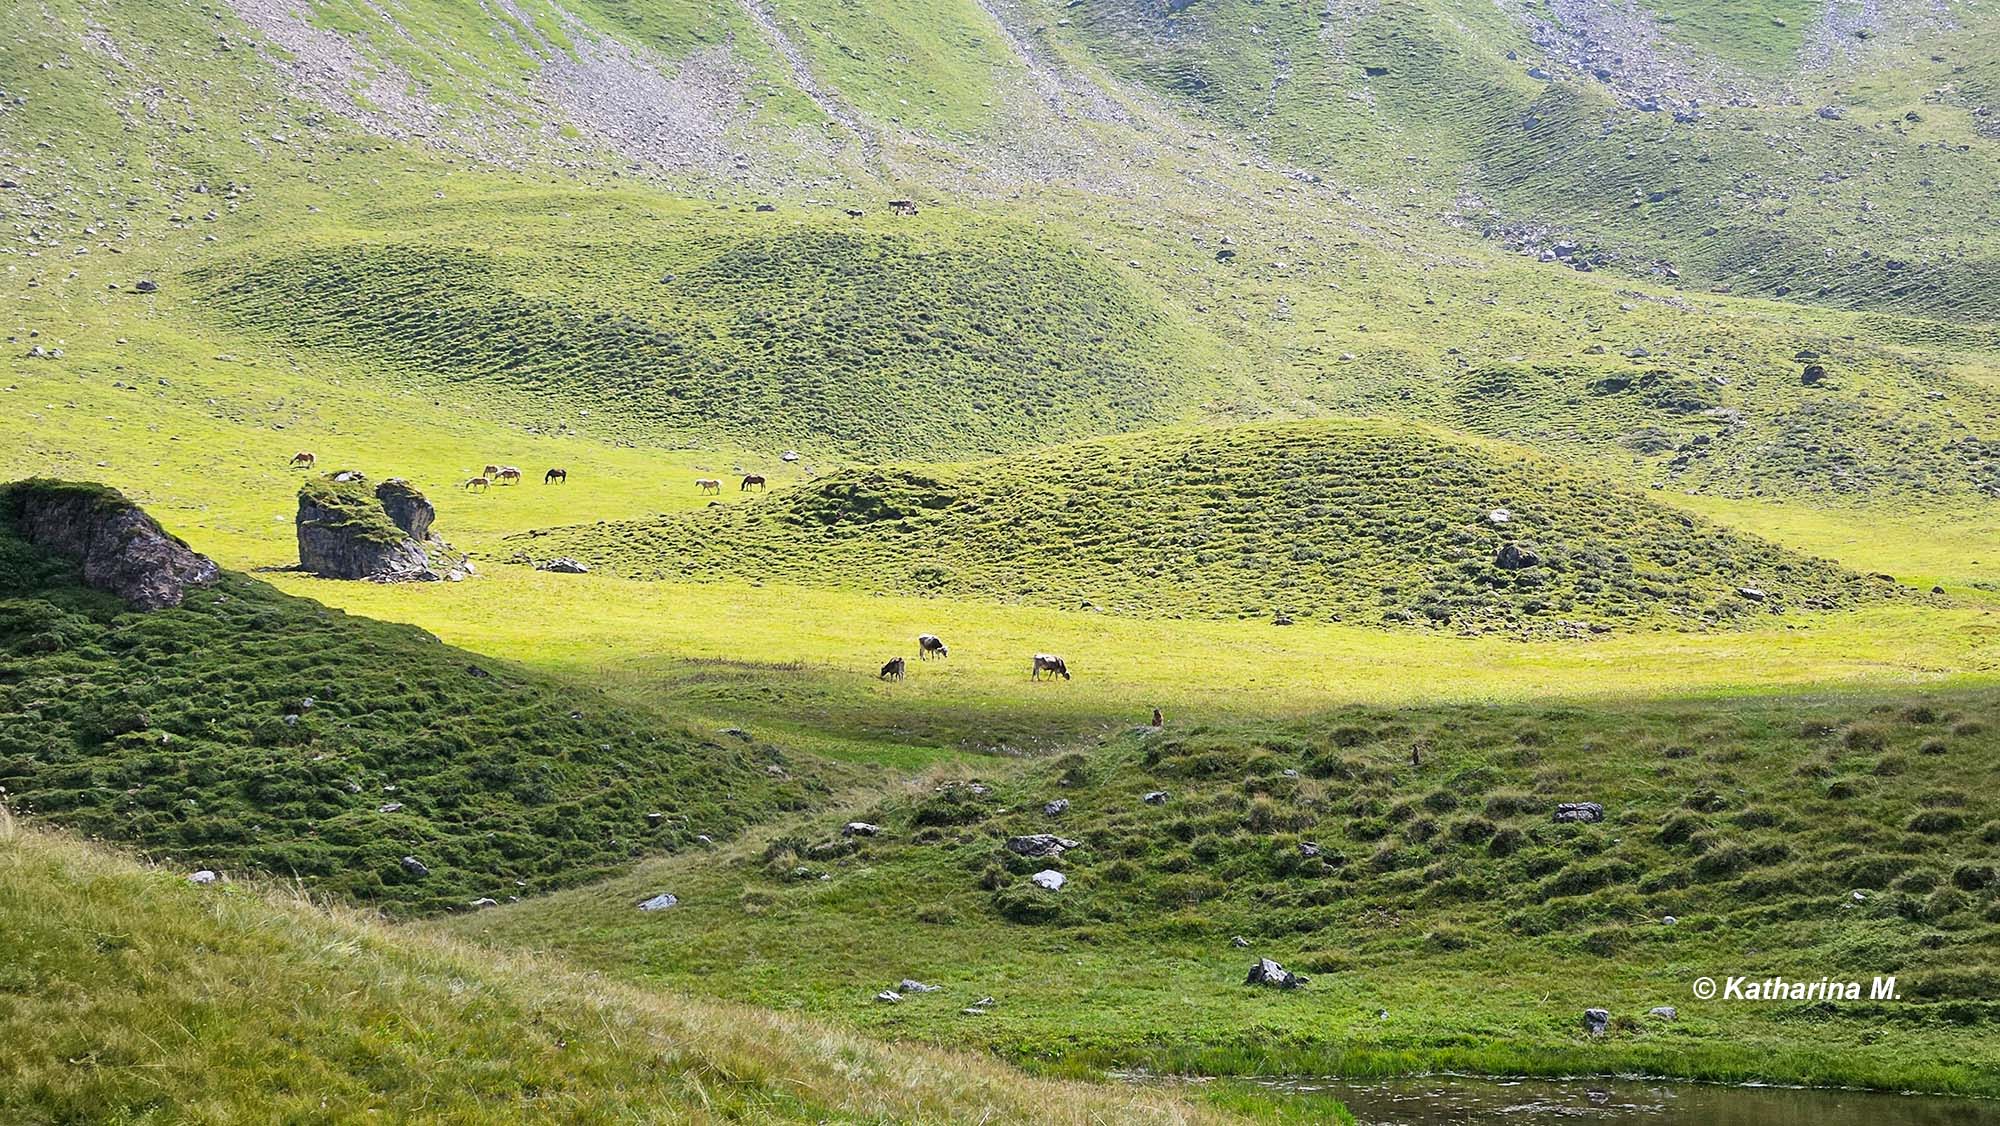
741;474;766;491
544;467;567;485
879;657;906;681
696;478;722;494
484;464;501;478
289;451;315;468
1031;654;1071;681
464;476;491;492
495;466;523;485
917;634;948;660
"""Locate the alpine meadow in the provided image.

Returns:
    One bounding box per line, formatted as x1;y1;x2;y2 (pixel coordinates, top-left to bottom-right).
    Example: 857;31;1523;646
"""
4;0;2000;1122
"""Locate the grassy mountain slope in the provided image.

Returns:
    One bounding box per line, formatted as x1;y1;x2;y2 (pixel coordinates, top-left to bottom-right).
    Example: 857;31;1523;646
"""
188;204;1230;459
1047;0;2000;322
517;420;1904;634
0;483;822;915
0;817;1246;1124
460;688;2000;1095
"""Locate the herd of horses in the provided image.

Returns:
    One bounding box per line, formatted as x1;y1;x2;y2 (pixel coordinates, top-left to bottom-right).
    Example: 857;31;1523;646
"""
879;635;1071;683
289;452;1071;683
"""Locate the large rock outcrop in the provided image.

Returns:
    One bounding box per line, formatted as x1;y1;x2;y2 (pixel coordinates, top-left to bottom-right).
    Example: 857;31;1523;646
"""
2;480;219;610
297;474;463;581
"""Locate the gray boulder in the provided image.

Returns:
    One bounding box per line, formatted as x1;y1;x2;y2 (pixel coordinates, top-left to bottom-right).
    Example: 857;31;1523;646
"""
1245;958;1307;989
297;475;435;581
1005;834;1078;858
1043;798;1070;816
897;979;940;993
1143;790;1169;805
1584;1008;1611;1035
1554;802;1604;823
7;481;220;610
187;870;219;885
374;479;434;540
842;822;881;837
400;856;430;878
637;892;679;911
1494;542;1543;570
1031;869;1066;890
1649;1006;1677;1021
537;558;590;574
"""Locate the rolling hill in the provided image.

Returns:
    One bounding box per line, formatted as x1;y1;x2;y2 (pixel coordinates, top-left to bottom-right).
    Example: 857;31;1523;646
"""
0;481;822;914
513;420;1906;634
459;687;2000;1095
0;818;1236;1124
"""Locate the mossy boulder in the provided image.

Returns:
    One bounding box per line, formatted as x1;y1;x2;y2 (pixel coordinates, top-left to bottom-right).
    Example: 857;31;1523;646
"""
0;480;219;610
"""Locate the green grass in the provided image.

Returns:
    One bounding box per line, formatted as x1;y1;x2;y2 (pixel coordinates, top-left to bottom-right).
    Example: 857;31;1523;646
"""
0;488;825;914
455;687;2000;1096
186;206;1231;459
0;814;1257;1124
518;418;1910;635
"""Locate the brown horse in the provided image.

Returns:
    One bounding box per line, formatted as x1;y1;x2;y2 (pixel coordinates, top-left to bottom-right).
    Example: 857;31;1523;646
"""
879;657;906;681
495;466;523;485
289;451;315;468
483;464;501;478
696;478;722;494
544;468;567;485
464;476;491;492
741;474;766;491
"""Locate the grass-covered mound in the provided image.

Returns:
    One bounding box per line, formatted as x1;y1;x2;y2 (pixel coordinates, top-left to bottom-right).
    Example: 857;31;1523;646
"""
462;689;2000;1095
520;420;1898;635
0;498;823;915
191;218;1217;460
0;819;1238;1125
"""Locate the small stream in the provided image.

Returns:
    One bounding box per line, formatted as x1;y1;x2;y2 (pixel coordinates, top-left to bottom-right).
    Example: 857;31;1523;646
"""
1260;1075;1999;1125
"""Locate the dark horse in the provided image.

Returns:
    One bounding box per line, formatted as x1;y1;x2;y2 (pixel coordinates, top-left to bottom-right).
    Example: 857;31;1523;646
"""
544;467;567;485
741;474;766;491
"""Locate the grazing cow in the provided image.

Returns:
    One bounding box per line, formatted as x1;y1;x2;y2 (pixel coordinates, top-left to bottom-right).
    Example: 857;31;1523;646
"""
495;466;523;485
544;467;567;485
917;634;948;660
879;657;906;681
741;474;766;491
289;451;315;468
464;476;491;492
696;478;722;494
1031;654;1071;681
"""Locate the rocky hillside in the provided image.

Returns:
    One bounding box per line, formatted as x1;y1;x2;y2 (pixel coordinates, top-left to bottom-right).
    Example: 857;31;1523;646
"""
515;421;1906;635
0;482;822;914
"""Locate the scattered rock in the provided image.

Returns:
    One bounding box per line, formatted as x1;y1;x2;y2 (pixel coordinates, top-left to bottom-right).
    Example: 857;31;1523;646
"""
377;802;403;814
1043;798;1070;816
637;892;679;911
1494;542;1543;570
1245;958;1307;989
1737;586;1768;602
1649;1006;1678;1021
1143;790;1169;805
400;856;431;878
466;665;491;679
536;558;590;574
1583;1008;1611;1035
842;822;880;837
187;870;218;885
6;481;220;610
469;897;499;909
875;990;903;1004
1231;935;1251;948
133;279;158;293
897;979;940;993
1031;869;1066;890
1801;363;1827;386
1005;834;1078;858
1299;841;1323;858
1486;508;1512;526
1554;802;1604;823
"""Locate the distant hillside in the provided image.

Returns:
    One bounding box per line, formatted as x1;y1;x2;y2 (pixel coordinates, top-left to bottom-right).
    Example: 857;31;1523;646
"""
190;214;1226;459
515;421;1903;635
0;482;822;914
0;821;1237;1124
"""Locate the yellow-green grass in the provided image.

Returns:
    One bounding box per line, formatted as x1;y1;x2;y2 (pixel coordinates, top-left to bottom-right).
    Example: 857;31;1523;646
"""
0;812;1257;1124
